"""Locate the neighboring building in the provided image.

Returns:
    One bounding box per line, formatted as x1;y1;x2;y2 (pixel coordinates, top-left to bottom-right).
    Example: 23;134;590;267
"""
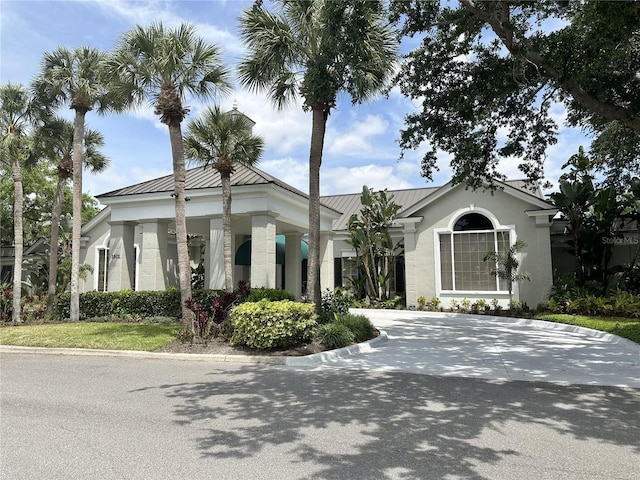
77;165;559;308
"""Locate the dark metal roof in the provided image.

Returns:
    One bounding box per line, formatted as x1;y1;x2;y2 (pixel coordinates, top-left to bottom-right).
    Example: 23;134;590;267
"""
321;186;439;231
96;163;309;200
321;180;547;232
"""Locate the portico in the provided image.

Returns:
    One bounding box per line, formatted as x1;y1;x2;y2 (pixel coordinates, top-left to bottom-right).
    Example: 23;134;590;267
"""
93;164;340;298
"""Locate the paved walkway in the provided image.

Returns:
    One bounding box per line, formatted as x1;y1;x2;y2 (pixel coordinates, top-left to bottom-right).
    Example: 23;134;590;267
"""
307;309;640;388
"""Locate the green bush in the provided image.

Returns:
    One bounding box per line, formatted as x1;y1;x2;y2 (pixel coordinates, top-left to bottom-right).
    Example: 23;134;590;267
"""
335;313;376;342
246;287;296;302
52;288;182;320
317;323;355;350
543;288;640;318
230;300;316;350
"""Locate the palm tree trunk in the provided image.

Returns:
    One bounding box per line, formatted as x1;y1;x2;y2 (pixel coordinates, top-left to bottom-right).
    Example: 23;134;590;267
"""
168;121;193;328
70;110;86;322
11;156;23;325
307;106;328;311
46;174;65;313
221;170;233;291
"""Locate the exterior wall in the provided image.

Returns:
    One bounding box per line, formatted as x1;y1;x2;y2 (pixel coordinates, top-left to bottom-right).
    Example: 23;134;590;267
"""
408;186;553;309
79;218;111;293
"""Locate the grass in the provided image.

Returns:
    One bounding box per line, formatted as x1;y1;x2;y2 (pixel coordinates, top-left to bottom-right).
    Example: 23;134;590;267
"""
534;313;640;344
1;314;638;352
0;322;180;351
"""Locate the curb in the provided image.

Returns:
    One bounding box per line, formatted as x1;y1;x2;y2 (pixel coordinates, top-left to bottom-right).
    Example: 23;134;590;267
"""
0;330;389;365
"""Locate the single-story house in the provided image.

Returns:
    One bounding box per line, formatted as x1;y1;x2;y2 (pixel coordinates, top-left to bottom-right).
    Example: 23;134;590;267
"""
77;164;559;308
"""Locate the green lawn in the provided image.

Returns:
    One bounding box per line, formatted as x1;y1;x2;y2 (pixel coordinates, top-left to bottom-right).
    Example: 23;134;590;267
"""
1;314;638;352
0;322;180;351
534;313;640;344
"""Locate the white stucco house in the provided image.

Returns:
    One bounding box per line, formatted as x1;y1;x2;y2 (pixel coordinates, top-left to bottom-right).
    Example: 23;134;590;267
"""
78;164;559;308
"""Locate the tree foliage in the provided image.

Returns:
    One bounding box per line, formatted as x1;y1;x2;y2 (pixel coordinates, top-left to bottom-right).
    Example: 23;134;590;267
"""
549;147;639;291
185;105;264;291
346;186;401;302
390;0;640;189
483;240;530;306
110;22;231;327
238;0;398;310
33;45;124;321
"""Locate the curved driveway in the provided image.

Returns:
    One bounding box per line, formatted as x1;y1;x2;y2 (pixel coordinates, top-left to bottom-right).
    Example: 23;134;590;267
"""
311;309;640;389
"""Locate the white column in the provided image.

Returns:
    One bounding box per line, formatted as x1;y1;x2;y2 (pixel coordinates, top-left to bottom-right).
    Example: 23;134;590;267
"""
250;213;276;288
319;232;334;292
108;221;135;291
402;221;418;306
531;216;554;305
284;232;302;298
206;217;225;290
139;220;168;291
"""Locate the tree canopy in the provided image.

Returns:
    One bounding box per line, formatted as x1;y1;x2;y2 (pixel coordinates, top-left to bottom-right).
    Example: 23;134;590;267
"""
390;0;640;189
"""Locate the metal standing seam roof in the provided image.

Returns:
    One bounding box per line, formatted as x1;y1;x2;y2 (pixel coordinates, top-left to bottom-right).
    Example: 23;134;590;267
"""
321;180;547;232
321;186;440;231
96;164;312;201
96;167;547;232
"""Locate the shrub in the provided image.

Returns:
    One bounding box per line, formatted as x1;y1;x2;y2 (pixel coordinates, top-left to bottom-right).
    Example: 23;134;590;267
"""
230;300;316;350
318;288;352;324
1;283;13;322
52;288;182;320
416;296;427;310
618;264;640;295
372;295;405;310
335;313;376;342
246;287;295;302
430;297;441;311
317;322;355;350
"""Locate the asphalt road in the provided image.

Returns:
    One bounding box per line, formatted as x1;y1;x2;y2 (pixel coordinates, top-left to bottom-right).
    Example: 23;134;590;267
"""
1;353;639;479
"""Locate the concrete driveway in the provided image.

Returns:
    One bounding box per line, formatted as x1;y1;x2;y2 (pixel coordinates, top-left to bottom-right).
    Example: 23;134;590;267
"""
310;309;640;389
2;309;638;389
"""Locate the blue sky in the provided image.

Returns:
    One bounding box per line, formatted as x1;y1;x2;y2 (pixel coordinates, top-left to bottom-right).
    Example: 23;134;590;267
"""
1;0;590;200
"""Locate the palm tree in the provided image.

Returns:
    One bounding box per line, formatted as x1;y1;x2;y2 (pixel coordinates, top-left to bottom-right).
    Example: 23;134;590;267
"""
238;0;397;310
109;22;231;325
484;239;531;307
33;46;126;321
0;83;35;324
184;105;265;291
33;118;108;313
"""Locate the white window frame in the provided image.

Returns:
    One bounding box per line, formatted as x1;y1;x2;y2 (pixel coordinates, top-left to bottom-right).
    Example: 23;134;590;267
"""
95;246;109;292
434;206;516;297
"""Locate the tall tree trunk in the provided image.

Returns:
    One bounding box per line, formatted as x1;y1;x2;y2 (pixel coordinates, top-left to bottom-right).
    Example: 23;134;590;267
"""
221;170;233;291
307;106;328;312
11;156;23;325
70;110;86;322
46;173;66;313
168;121;193;328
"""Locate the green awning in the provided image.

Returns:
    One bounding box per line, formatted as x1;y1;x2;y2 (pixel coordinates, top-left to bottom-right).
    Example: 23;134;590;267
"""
235;235;308;266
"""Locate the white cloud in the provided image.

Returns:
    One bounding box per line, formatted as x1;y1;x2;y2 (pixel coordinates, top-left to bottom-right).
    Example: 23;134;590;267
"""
226;91;312;156
259;157;309;193
84;165;173;198
321;164;413;195
328;115;389;156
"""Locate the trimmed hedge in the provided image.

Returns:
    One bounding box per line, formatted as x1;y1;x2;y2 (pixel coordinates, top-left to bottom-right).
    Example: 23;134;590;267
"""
230;300;316;349
52;286;295;321
53;288;182;320
246;287;296;302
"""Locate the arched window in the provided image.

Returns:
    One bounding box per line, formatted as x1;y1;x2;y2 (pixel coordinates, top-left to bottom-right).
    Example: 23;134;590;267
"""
439;212;509;292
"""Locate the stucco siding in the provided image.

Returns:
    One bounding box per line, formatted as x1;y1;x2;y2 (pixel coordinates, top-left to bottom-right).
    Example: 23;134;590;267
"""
407;185;553;308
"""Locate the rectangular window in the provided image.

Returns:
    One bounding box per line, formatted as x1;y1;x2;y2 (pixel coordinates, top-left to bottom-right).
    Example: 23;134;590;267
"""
440;231;509;292
97;248;109;292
